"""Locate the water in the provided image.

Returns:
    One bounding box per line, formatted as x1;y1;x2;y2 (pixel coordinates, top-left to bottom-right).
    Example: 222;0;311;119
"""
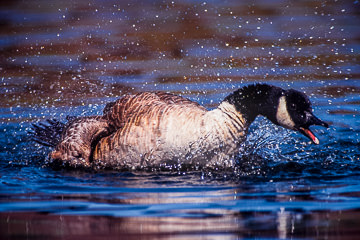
1;0;360;239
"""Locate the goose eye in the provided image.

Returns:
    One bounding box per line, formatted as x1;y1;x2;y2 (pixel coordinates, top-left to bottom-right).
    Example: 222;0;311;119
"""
289;103;297;111
300;113;306;120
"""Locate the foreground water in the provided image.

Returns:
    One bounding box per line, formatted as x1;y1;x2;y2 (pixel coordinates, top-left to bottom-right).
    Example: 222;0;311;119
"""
1;0;360;239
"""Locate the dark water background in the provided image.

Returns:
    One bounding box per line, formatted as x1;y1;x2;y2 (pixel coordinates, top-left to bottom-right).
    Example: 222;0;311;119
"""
1;0;360;239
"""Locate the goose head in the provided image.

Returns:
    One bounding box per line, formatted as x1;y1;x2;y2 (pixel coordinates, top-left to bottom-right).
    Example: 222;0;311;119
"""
275;89;329;144
225;84;329;144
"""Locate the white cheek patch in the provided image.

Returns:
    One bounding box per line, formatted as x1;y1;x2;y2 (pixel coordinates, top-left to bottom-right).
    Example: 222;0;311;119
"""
276;96;295;129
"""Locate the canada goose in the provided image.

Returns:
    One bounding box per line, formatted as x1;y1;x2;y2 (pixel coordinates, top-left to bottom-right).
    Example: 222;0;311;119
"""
32;84;328;169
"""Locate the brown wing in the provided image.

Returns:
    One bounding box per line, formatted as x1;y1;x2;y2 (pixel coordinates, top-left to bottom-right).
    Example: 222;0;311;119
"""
51;92;205;168
103;92;206;129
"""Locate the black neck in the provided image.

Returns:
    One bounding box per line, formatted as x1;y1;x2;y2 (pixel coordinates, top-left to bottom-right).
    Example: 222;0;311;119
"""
224;84;284;124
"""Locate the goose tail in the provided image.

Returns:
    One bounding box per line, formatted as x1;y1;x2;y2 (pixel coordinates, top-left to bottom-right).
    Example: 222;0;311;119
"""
30;118;68;147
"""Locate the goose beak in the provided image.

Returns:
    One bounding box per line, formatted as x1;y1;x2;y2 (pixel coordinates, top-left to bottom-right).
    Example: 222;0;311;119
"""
298;114;329;145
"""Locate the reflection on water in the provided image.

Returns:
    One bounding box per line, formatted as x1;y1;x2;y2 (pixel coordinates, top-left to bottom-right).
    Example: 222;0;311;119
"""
2;210;360;239
2;173;360;239
1;0;360;239
2;166;360;239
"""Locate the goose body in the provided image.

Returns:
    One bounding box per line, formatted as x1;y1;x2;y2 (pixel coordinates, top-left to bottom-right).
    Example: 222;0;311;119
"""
32;84;328;169
93;94;247;168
